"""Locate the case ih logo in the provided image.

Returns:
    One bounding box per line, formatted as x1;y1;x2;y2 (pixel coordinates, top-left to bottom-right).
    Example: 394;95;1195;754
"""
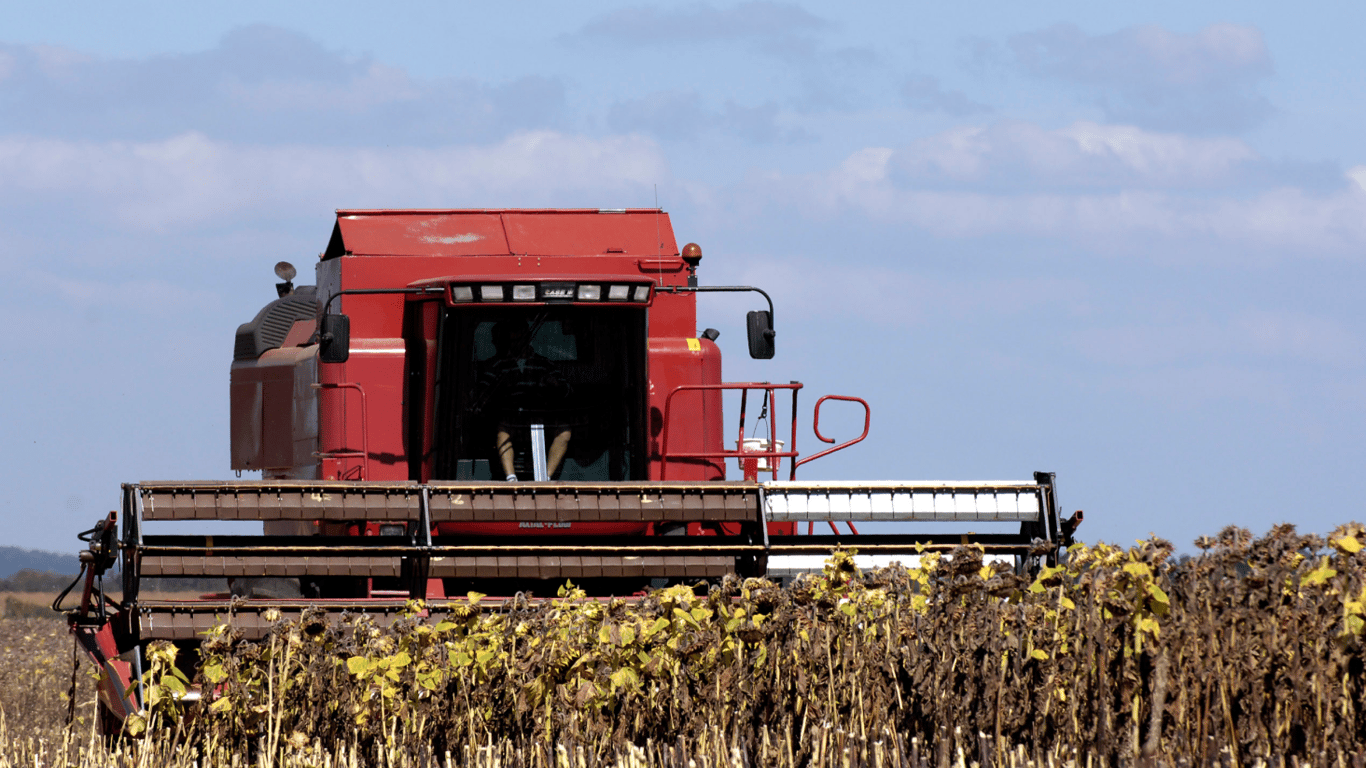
543;286;574;298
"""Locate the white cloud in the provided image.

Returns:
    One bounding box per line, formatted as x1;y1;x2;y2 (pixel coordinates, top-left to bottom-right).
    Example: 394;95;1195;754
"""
607;90;803;144
573;2;828;44
713;120;1366;257
0;30;567;144
891;121;1259;189
725;255;1086;327
1347;166;1366;192
1009;23;1274;132
26;270;222;317
0;92;1358;281
900;75;990;117
0;131;670;232
221;61;420;113
571;4;873;113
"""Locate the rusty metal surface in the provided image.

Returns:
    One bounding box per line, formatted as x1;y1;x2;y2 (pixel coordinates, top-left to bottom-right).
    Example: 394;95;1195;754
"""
426;482;757;523
136;481;760;523
138;481;423;522
427;555;731;580
140;555;401;578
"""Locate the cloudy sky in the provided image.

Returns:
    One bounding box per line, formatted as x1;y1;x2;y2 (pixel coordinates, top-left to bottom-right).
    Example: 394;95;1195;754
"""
2;1;1363;554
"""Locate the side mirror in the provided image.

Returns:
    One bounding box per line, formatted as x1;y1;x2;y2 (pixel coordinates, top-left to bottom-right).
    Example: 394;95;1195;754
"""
318;314;350;363
746;310;775;359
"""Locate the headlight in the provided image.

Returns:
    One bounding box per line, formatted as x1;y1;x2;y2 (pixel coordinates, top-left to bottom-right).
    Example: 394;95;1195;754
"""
608;285;630;301
577;285;601;300
480;285;504;302
512;284;536;301
451;286;474;302
632;285;650;302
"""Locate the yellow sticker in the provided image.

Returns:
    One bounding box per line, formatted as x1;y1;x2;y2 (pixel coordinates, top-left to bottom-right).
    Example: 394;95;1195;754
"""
686;338;702;352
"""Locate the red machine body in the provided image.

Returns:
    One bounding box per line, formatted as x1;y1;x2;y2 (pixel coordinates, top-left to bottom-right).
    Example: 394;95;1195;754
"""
231;209;742;543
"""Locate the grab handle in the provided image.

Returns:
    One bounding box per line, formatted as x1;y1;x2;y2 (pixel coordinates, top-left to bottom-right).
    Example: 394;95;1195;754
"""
792;395;870;475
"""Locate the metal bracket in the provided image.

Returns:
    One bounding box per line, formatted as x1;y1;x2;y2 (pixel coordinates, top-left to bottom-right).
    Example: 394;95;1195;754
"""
530;423;549;481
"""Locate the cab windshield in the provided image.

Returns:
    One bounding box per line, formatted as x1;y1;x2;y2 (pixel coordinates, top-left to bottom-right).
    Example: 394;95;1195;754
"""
430;306;648;481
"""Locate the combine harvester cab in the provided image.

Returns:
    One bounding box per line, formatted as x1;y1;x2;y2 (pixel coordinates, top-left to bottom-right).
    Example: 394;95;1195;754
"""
59;209;1081;732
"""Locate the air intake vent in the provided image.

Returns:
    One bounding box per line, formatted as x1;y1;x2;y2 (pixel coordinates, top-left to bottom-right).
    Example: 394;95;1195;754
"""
233;286;318;361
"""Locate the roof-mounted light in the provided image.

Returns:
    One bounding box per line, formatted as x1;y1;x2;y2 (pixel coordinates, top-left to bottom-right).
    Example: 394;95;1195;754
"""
447;281;651;304
274;262;297;281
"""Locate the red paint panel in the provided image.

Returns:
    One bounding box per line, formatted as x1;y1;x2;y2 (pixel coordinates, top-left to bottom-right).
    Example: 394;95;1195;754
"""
231;347;317;473
280;319;316;348
317;359;348;481
336;212;510;257
331;210;680;259
232;347;320;474
336;344;408;481
229;372;262;471
261;370;294;469
502;212;677;257
290;351;319;474
648;291;696;337
434;522;649;536
648;338;725;481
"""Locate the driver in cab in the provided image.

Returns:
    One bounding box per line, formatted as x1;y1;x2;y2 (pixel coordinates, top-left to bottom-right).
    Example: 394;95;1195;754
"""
480;320;572;481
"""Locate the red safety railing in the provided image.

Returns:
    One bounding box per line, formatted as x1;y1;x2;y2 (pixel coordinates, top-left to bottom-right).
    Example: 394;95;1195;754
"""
313;381;369;480
798;394;872;535
658;383;870;483
796;395;871;470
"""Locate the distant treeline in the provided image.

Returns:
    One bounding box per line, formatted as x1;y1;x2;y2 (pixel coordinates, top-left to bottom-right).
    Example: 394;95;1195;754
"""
0;569;75;592
0;569;84;619
0;545;78;579
0;568;224;594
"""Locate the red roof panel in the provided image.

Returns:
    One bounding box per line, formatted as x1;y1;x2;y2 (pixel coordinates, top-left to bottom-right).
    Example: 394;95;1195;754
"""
332;211;509;257
502;211;676;256
326;209;679;259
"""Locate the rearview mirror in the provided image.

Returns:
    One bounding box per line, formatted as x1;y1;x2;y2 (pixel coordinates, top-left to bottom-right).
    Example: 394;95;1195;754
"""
746;310;775;359
318;314;350;363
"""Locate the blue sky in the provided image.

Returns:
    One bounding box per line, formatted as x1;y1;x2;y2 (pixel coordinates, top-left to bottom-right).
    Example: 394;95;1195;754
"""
1;1;1363;554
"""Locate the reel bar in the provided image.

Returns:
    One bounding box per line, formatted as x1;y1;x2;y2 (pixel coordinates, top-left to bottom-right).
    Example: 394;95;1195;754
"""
764;482;1046;522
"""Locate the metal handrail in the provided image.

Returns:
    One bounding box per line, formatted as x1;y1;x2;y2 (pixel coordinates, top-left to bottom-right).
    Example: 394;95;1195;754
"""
312;382;369;480
794;395;870;470
659;384;873;486
659;382;801;481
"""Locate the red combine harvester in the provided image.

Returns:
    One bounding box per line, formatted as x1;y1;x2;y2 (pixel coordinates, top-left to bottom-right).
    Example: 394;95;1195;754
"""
60;209;1079;730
